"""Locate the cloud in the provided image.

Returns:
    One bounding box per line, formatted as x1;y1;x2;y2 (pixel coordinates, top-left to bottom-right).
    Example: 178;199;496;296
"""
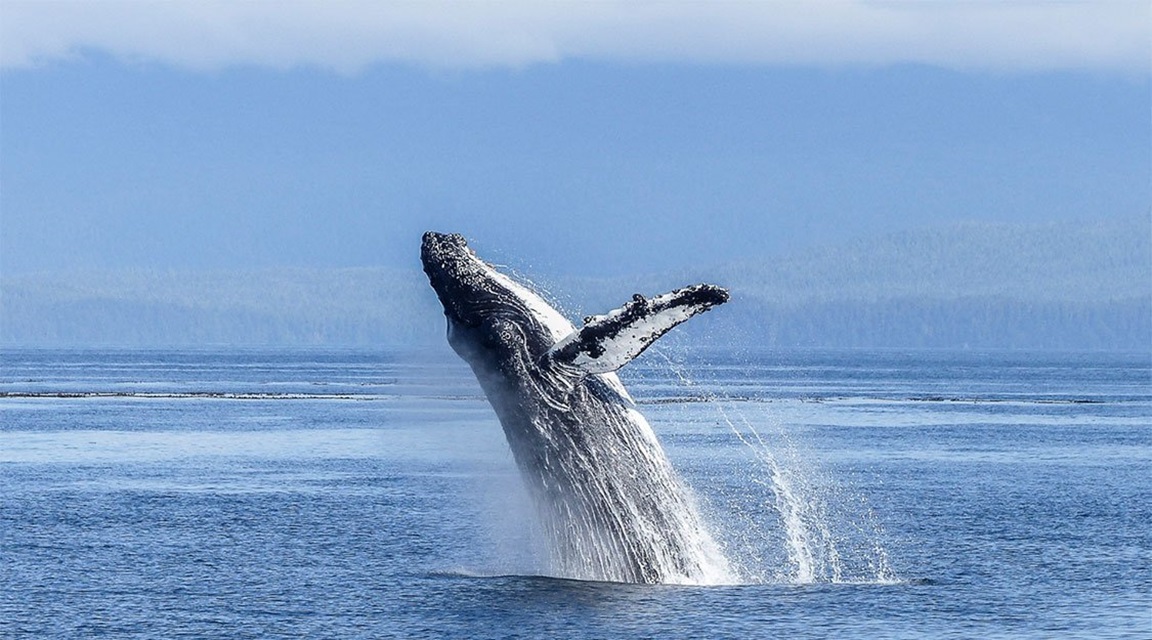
2;1;1148;73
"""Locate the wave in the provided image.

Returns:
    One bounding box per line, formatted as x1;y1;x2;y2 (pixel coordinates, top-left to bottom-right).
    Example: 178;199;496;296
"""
428;568;918;588
3;390;1132;405
638;394;1131;406
903;396;1105;404
0;391;384;400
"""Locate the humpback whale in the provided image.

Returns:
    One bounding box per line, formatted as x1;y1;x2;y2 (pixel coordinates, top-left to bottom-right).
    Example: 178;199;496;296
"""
421;232;732;584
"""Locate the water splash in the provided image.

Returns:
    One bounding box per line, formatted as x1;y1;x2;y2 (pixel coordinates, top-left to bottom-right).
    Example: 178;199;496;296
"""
471;342;895;586
655;350;897;585
736;425;896;584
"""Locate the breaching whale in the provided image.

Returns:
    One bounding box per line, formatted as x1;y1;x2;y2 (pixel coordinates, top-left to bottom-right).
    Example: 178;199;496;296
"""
421;232;732;584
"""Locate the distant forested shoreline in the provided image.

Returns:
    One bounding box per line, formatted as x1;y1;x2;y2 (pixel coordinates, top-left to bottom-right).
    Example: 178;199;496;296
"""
4;218;1149;351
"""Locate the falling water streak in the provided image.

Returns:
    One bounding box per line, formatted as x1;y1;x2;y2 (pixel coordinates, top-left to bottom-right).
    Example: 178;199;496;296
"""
649;348;895;585
654;351;826;582
716;404;832;583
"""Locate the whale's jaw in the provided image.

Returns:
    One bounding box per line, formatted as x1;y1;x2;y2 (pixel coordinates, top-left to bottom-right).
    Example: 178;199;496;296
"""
421;231;574;359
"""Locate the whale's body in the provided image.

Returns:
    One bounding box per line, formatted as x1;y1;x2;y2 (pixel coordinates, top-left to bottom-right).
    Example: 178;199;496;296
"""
421;232;731;584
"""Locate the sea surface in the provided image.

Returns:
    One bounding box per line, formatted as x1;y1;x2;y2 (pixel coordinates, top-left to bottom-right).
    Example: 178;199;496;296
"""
2;347;1149;639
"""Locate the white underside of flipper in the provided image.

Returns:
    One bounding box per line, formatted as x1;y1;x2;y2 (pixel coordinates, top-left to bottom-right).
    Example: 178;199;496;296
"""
547;285;729;375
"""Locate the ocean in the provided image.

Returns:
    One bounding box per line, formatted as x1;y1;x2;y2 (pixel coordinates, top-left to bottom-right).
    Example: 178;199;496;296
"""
2;347;1149;638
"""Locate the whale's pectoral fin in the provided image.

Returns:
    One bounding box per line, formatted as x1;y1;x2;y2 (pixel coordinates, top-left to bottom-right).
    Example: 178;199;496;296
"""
545;284;729;375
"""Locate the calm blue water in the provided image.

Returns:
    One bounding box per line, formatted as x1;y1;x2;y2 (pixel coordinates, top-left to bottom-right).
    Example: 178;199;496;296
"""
2;347;1149;638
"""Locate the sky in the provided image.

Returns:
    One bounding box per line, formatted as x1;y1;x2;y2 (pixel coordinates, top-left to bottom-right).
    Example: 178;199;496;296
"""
1;1;1149;277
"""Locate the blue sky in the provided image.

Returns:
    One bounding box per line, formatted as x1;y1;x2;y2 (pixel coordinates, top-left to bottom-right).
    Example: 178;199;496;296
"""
1;2;1149;276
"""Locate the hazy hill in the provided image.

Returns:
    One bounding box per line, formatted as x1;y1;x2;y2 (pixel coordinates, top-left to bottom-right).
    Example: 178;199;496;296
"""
1;268;441;347
2;217;1148;350
718;217;1149;305
708;217;1151;350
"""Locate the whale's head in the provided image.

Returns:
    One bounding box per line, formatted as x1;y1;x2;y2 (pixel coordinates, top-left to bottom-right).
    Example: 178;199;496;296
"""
421;232;573;368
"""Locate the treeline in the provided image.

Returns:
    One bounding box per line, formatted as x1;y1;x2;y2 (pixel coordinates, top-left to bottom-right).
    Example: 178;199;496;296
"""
1;268;445;347
716;296;1151;351
3;279;1147;351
